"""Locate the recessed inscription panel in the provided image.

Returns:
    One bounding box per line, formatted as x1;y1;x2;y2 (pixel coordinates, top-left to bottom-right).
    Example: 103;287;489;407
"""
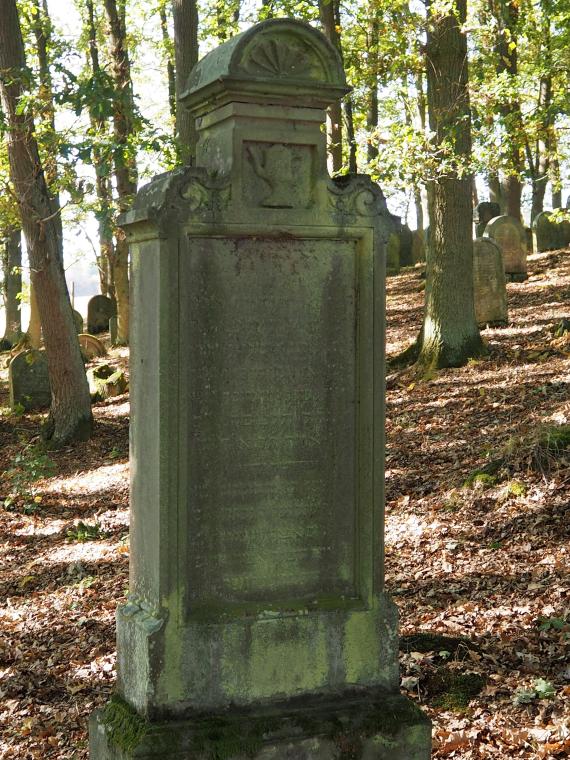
181;237;357;607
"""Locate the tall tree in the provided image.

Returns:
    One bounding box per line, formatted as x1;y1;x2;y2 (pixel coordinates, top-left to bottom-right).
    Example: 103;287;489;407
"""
318;0;343;172
172;0;199;163
1;228;22;347
0;0;93;444
103;0;138;344
398;0;484;373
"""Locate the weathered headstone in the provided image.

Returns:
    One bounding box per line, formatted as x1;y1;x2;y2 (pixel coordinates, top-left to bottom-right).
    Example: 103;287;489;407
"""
9;349;51;411
72;309;84;334
90;18;430;760
473;238;508;326
483;215;527;281
78;333;107;360
87;295;116;334
411;228;426;263
387;231;400;275
532;211;559;252
473;201;501;238
398;222;414;266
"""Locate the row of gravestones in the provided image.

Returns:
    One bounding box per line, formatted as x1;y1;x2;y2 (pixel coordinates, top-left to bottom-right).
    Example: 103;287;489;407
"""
532;210;570;252
8;295;117;411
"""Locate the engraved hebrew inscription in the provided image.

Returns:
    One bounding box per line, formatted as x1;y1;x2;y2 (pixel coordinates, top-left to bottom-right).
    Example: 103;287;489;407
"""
181;236;358;608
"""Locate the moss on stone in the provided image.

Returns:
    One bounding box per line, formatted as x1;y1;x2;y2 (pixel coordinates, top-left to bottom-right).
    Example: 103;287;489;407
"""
102;695;149;753
425;669;485;711
400;632;478;656
463;471;497;489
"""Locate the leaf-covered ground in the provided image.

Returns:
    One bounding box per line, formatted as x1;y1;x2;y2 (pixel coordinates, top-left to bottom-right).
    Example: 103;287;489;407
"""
1;249;569;759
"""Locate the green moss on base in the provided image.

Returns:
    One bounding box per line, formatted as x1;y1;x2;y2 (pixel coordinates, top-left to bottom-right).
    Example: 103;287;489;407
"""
102;696;149;753
426;670;485;711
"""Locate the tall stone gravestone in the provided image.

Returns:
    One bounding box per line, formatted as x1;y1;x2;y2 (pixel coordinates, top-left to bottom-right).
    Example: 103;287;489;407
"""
533;211;560;252
89;19;431;760
483;215;527;281
9;349;51;411
87;294;116;334
473;238;508;327
473;201;500;238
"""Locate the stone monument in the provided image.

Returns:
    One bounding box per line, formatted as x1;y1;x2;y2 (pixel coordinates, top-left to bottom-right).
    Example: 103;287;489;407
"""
483;215;527;281
72;309;84;334
9;349;51;411
473;238;508;327
87;294;116;334
89;19;431;760
398;222;414;267
473;201;500;238
533;210;570;252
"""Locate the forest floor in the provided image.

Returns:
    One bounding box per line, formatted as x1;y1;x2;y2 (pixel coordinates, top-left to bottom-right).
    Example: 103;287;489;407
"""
1;248;569;759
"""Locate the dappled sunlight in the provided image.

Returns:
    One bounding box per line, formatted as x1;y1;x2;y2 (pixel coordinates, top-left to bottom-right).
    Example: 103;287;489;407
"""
42;462;129;495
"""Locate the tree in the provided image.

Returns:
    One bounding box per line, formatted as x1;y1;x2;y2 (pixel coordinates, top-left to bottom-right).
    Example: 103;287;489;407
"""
103;0;139;344
172;0;199;163
318;0;343;172
396;0;484;374
1;228;22;348
0;0;93;444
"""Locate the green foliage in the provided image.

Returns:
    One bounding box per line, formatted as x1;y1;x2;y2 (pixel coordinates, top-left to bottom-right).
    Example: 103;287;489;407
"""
514;678;556;705
463;470;498;489
2;442;55;512
66;521;103;542
537;616;567;632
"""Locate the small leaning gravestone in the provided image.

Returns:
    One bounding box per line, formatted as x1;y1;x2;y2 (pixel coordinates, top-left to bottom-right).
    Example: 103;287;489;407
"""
473;238;507;327
89;18;431;760
473;201;501;238
87;294;116;334
9;349;51;411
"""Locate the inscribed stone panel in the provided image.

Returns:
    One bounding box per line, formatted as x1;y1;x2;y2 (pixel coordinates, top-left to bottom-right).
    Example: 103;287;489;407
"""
181;236;358;608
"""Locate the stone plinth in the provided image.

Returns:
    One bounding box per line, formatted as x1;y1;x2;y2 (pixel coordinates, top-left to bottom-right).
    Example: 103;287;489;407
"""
90;18;430;760
483;215;527;281
473;238;507;327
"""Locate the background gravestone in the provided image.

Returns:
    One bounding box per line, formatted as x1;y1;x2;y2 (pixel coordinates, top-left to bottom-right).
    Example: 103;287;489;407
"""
412;228;426;263
78;333;107;360
483;215;527;281
87;295;116;334
387;231;401;275
473;201;501;238
533;211;560;252
72;309;84;334
90;18;430;760
473;238;508;327
398;222;414;266
9;349;51;411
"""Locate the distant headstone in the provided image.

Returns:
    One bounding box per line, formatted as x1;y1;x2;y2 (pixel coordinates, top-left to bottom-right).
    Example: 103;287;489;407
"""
72;309;84;334
411;228;426;263
483;215;527;280
9;349;51;411
398;223;413;266
473;238;507;326
473;201;501;238
387;231;400;275
78;333;106;360
90;18;431;760
525;226;533;255
532;211;559;252
87;295;116;334
108;316;118;345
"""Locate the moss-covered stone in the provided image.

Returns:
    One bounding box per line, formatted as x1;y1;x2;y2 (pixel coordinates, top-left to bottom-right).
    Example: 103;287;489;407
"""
87;364;128;401
425;669;485;711
102;696;149;752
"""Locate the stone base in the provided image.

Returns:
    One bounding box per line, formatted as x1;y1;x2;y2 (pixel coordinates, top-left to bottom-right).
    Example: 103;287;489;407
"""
90;688;431;760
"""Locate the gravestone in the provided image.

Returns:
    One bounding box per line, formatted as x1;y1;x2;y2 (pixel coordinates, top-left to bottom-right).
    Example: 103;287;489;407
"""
473;201;500;238
89;18;431;760
72;309;84;334
387;231;400;275
411;228;426;263
108;316;118;345
532;211;559;252
9;349;51;411
473;238;508;327
78;333;107;360
483;215;527;281
398;222;413;266
87;294;116;334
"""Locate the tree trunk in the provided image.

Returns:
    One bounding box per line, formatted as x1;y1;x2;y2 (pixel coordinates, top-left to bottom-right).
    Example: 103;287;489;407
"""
319;0;343;173
366;15;379;164
85;0;115;300
159;5;177;123
0;0;92;444
488;173;504;211
344;98;357;174
103;0;138;344
31;0;64;262
493;0;523;221
1;228;22;346
413;0;484;373
172;0;199;164
28;283;42;348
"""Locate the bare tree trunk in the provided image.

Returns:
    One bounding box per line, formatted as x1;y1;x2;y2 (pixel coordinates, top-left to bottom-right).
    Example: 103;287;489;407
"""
103;0;138;344
172;0;199;164
410;0;484;373
1;229;22;346
28;283;42;348
319;0;343;173
344;98;357;173
0;0;92;444
85;0;115;300
488;173;504;211
159;5;177;124
366;15;379;165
